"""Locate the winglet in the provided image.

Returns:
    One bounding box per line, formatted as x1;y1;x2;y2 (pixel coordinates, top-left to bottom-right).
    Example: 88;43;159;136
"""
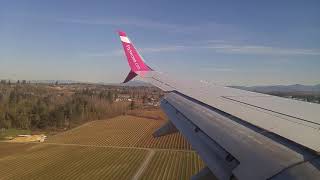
118;31;152;83
123;70;137;83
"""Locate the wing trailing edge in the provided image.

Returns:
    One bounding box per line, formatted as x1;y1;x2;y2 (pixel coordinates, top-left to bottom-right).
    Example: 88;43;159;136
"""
152;121;178;137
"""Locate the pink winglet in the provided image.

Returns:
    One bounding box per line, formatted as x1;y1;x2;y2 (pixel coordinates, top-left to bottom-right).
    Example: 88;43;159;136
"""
118;31;127;37
118;31;152;74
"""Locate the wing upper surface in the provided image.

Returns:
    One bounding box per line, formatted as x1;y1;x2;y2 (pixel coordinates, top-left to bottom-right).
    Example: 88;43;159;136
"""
118;31;320;152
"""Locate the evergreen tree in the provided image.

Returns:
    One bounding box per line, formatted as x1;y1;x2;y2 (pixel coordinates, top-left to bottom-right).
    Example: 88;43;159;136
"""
130;101;135;110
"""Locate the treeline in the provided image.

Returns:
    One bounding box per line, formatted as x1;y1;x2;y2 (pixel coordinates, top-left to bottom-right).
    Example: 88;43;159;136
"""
267;92;320;104
0;83;130;130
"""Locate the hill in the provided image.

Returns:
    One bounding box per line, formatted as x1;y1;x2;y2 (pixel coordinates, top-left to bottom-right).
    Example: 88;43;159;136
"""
230;84;320;94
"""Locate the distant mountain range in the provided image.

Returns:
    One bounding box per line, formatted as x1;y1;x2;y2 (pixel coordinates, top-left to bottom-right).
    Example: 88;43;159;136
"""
121;80;153;87
30;80;82;84
0;79;83;84
29;80;152;87
230;84;320;94
96;80;153;87
122;82;320;93
0;79;154;87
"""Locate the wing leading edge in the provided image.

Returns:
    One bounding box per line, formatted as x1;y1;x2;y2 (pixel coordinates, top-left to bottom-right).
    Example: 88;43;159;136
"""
117;31;320;180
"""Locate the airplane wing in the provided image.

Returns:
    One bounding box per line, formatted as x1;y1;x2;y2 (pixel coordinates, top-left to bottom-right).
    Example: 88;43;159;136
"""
117;31;320;180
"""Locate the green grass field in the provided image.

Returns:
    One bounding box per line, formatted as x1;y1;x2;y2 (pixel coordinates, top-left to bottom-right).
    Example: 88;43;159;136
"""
0;128;31;140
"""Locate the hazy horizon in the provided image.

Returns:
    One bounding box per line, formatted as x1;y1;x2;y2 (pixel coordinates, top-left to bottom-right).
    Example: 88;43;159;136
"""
1;78;320;87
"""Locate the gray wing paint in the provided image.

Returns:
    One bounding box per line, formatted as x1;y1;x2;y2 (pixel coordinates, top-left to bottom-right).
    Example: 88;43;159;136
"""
118;31;320;179
141;71;320;152
136;71;320;180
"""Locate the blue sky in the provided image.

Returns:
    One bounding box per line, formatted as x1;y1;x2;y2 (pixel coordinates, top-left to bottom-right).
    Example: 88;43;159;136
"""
0;0;319;86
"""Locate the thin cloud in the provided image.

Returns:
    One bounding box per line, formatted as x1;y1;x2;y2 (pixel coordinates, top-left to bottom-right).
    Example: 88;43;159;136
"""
141;44;320;56
82;45;189;57
56;17;234;34
206;44;320;55
57;17;184;32
11;15;320;56
83;43;320;58
139;45;187;53
200;67;234;72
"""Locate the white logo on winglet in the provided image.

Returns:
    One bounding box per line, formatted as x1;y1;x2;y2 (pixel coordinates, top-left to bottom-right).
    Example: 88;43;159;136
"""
126;44;140;70
120;36;131;43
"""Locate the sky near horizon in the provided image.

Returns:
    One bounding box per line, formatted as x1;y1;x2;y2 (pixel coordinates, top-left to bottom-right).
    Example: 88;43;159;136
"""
0;0;319;86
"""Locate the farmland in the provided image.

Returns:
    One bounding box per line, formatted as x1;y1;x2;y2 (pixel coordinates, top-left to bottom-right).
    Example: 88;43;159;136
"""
47;114;192;150
0;111;205;179
0;143;146;180
141;151;204;180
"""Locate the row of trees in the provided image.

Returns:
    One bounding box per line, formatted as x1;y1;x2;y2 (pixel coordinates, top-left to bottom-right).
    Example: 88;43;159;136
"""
0;80;31;85
0;84;130;130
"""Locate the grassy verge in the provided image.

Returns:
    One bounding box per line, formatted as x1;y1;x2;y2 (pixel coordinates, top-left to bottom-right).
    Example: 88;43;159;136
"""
0;128;31;140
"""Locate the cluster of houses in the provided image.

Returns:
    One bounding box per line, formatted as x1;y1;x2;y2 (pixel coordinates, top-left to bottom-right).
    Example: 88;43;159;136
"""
115;94;160;107
115;94;132;102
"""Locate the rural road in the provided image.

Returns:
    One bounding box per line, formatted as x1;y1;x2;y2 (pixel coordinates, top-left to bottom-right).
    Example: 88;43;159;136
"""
41;142;195;153
132;150;155;180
